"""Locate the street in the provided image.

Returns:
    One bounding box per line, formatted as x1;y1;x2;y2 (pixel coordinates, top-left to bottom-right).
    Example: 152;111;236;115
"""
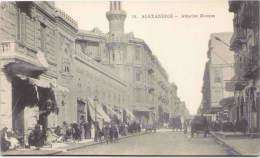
56;129;236;156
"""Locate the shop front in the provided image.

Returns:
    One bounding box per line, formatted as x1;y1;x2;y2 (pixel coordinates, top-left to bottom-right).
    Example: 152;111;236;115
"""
1;60;58;145
133;107;152;127
85;97;111;138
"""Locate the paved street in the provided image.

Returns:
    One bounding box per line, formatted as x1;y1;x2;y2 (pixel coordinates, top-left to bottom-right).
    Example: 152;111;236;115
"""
56;129;235;156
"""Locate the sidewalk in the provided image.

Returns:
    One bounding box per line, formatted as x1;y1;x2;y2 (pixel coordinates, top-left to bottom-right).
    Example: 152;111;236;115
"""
210;131;260;156
1;131;149;155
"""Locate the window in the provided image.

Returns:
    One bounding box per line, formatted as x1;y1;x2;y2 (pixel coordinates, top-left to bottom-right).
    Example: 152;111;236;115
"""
214;69;222;83
16;2;32;42
136;48;141;60
64;65;70;72
16;2;32;17
136;71;141;81
40;22;46;51
77;78;81;88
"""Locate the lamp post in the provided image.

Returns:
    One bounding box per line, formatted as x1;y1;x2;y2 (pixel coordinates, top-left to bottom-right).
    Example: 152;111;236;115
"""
214;36;230;47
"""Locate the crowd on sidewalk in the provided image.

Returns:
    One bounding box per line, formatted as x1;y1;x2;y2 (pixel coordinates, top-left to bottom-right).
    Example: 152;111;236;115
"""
210;117;249;135
1;119;142;152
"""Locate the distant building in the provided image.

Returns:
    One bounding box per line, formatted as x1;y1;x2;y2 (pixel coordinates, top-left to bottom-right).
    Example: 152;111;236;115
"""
201;33;234;121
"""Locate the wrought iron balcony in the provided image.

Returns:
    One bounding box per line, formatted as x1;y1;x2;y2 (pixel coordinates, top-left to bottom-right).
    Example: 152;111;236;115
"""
230;31;247;51
240;3;259;29
229;0;241;13
234;80;247;91
243;46;259;79
242;63;259;79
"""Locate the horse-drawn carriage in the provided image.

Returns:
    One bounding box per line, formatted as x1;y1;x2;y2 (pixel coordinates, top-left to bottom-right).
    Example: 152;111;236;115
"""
190;115;209;137
169;117;182;131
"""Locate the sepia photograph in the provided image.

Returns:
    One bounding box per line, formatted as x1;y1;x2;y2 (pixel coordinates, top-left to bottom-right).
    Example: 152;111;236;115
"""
0;0;259;156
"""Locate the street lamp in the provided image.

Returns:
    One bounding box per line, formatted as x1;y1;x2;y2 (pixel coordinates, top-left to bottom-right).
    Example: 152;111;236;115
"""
214;36;230;47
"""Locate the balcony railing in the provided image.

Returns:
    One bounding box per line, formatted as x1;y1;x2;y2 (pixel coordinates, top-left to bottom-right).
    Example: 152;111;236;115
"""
243;47;259;79
229;0;241;13
230;31;247;51
0;42;16;55
240;3;259;29
0;41;38;64
242;63;259;79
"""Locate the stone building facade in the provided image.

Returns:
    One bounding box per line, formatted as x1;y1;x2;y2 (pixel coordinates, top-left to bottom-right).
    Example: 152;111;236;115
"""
228;0;260;133
0;1;188;137
200;33;234;121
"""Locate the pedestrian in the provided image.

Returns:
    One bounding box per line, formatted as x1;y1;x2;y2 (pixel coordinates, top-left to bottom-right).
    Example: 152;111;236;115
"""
103;123;110;144
183;120;188;134
1;127;11;151
84;121;91;139
6;129;20;150
203;117;209;137
80;122;85;140
109;123;114;143
113;124;119;143
70;123;77;142
33;122;44;149
46;128;59;146
240;117;248;136
54;126;62;136
54;126;64;142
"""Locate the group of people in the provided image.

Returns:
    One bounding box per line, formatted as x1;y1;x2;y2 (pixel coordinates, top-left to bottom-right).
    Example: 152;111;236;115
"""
95;121;142;144
210;117;248;135
1;119;144;151
1;127;21;151
52;121;92;143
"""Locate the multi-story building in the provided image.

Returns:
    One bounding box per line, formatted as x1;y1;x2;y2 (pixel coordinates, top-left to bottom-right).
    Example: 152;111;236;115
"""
0;1;188;140
228;0;260;133
201;33;234;121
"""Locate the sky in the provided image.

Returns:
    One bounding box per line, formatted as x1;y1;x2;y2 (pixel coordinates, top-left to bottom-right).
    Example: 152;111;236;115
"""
56;0;234;115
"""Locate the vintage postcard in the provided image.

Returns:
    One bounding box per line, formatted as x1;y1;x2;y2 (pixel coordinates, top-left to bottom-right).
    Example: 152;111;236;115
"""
0;0;259;156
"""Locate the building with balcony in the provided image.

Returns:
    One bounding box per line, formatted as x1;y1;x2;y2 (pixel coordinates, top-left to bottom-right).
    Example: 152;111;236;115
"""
200;32;234;122
229;0;260;133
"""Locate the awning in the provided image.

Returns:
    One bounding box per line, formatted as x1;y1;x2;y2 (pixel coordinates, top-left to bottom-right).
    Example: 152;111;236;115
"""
219;96;235;109
14;74;58;114
133;106;153;112
86;97;111;123
225;75;248;91
16;74;53;88
4;61;46;77
205;106;223;114
124;108;136;122
102;103;122;120
16;74;69;93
